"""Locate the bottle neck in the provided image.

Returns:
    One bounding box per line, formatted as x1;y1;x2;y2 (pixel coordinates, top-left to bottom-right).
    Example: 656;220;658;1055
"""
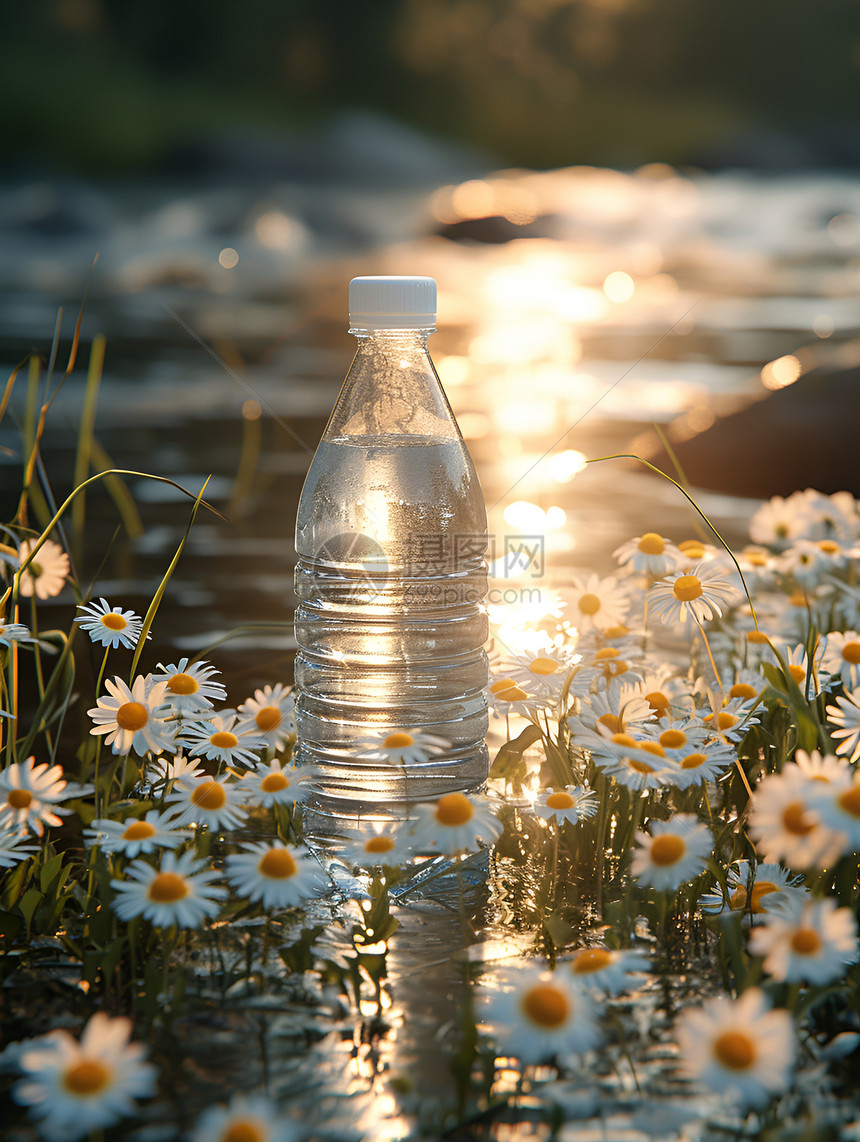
349;328;432;353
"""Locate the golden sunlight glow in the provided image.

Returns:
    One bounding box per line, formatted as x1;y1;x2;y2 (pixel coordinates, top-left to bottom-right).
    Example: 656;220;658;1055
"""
436;355;470;387
451;180;496;219
602;270;635;303
546;450;587;483
761;354;802;391
503;501;566;532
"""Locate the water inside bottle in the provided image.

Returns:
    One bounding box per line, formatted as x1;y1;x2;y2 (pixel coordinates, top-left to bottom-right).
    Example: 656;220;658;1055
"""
294;431;489;819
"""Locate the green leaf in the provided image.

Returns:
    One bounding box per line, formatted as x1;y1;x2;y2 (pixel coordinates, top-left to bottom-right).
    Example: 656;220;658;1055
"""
490;723;542;781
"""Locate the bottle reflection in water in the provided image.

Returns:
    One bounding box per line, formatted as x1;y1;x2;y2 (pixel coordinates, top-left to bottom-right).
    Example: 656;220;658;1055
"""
293;277;489;823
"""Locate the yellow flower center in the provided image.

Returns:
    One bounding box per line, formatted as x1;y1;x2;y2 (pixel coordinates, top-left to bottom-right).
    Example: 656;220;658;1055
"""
746;630;770;645
7;788;32;809
678;540;705;558
492;682;528;702
681;752;707;770
673;575;703;602
611;732;639;748
730;683;757;700
435;792;474;826
818;540;840;555
645;690;670;715
604;625;629;638
546;791;576;810
62;1059;111;1095
260;773;289;793
628;759;656;774
716;711;739;730
384;732;415;749
638;532;665;555
782;801;815;836
210;731;239;750
650;834;686;866
365;836;396;854
101;613;127;631
842;642;860;665
593;647;620;660
729;880;779;913
788;664;806;684
191;781;227;810
837;785;860;819
529;657;560;676
122;821;157;840
256;707;282;732
223;1122;266;1142
713;1031;756;1071
571;947;613;974
148;871;188;902
578;593;601;615
521;983;570;1028
258;849;297;879
116;701;149;732
168;672;199;695
745;549;769;567
598;713;623;734
789;591;808;608
790;927;822;955
659;729;687;749
640;741;666;758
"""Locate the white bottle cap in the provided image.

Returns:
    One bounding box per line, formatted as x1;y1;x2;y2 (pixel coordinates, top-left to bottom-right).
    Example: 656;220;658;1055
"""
349;276;436;331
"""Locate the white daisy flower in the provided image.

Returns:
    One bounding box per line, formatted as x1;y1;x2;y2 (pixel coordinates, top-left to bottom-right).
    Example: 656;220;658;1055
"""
76;598;144;650
589;733;682;792
675;538;722;568
702;694;760;743
151;657;226;716
613;532;683;577
241;759;317;809
674;987;794;1108
822;633;860;691
565;946;650;995
235;683;296;749
800;489;859;543
568;686;654;742
793;747;850;784
88;675;174;757
180;713;265;769
587;645;644;688
190;1093;301;1142
110;849;226;928
779;539;848;585
487;676;544;719
648;564;738;626
748;763;845;869
225;841;324;910
669;739;737;790
0;621;34;647
807;766;860;852
775;641;830;699
16;538;70;599
503;650;577;699
565;573;630;633
167;775;249;832
340;821;414;869
407;792;502;856
699;860;807;918
631;814;713;892
826;688;860;763
532;785;599;825
749;493;816;548
355;728;450;766
145;752;208;791
12;1011;157;1141
0;757;72;836
749;896;859;985
482;967;601;1064
83;808;189;857
0;820;38;867
633;672;696;721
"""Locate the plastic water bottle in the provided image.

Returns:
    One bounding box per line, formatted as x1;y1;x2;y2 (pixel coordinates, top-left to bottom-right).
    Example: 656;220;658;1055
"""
293;276;489;823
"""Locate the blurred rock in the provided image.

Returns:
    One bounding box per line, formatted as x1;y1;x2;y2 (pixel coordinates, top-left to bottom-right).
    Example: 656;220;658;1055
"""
0;178;115;237
161;109;489;188
646;364;860;497
436;213;560;243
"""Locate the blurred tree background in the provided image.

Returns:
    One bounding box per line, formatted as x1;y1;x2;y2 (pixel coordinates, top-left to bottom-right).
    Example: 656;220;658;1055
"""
2;0;860;173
